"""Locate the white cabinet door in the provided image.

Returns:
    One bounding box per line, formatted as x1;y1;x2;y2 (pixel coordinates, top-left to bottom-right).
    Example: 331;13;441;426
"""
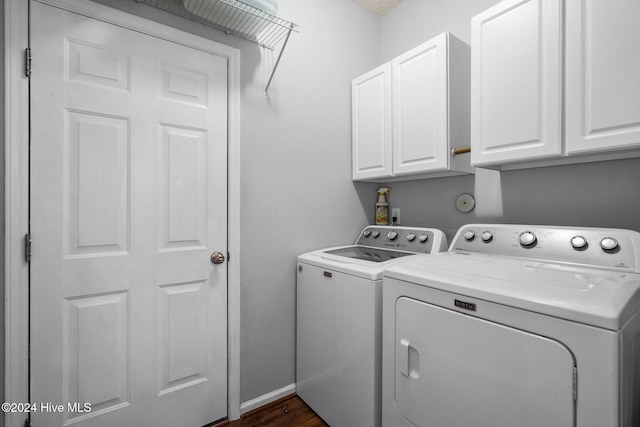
392;33;448;175
352;63;393;180
565;0;640;154
471;0;563;167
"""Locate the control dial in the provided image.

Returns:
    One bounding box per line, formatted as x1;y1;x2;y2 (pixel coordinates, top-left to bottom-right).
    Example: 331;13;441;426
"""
387;231;398;241
406;233;416;242
519;231;537;247
570;236;588;250
600;237;619;251
363;230;371;238
371;231;380;238
481;231;493;242
418;234;429;243
463;230;475;241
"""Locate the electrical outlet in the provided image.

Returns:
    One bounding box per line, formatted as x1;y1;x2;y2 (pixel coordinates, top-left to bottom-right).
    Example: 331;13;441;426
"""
392;208;401;225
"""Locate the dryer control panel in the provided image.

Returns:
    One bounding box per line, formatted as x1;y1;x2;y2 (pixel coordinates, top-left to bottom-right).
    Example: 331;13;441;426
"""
452;224;640;272
357;226;448;254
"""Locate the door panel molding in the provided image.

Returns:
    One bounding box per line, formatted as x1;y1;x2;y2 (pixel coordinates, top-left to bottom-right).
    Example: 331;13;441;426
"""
4;1;241;426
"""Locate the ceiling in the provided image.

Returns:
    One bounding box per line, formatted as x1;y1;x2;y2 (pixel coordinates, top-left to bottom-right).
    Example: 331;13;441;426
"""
352;0;401;16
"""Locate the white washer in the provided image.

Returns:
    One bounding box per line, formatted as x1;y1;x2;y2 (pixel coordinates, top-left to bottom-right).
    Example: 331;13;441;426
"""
296;226;448;427
382;224;640;427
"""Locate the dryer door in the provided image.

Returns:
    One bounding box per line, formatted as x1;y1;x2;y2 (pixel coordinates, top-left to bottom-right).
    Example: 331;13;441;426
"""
394;297;575;427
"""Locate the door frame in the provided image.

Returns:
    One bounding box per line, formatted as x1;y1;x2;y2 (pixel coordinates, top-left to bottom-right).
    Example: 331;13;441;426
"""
4;1;242;426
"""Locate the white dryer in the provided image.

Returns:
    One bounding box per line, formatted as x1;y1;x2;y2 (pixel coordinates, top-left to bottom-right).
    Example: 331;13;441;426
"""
382;224;640;427
297;226;447;427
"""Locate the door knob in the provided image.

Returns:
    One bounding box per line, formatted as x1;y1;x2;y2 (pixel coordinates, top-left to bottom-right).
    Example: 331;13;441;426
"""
211;251;226;264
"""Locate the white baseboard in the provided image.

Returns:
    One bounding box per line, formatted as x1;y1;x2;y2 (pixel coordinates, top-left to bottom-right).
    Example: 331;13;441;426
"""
239;383;297;416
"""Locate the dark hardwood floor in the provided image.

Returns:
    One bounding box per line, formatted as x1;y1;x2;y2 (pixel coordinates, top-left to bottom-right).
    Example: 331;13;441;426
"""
214;394;328;427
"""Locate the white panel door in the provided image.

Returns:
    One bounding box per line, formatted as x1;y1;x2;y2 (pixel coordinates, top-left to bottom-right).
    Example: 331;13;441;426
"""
392;33;448;175
352;63;393;180
394;297;575;427
471;0;563;166
30;2;228;426
565;0;640;154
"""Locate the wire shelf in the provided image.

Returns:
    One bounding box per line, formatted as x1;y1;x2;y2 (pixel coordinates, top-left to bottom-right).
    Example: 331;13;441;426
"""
138;0;298;50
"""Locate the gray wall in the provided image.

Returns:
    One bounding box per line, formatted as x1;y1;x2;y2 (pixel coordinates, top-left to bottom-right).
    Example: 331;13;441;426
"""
238;0;380;401
379;0;640;241
380;0;498;62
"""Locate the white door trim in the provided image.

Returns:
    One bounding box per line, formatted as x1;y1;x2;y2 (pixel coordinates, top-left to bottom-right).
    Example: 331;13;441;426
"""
4;1;242;425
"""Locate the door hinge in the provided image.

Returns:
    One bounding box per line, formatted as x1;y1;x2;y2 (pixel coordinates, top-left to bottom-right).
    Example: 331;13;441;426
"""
24;233;32;263
25;47;32;78
573;367;578;400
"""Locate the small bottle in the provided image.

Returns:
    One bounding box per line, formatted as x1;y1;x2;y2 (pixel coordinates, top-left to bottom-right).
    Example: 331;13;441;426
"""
375;188;390;225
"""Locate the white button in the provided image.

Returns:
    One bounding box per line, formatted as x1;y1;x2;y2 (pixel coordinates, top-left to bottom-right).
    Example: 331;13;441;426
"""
600;237;618;251
463;230;475;241
571;236;587;250
519;231;537;246
481;231;493;242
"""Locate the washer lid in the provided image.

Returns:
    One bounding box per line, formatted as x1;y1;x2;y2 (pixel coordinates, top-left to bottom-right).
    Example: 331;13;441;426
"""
384;252;640;330
298;245;420;280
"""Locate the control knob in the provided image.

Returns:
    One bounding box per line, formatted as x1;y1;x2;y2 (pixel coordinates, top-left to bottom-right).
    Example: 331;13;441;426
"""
481;231;493;242
387;231;398;241
519;231;537;247
418;234;429;243
600;237;619;251
371;231;380;238
463;230;475;241
363;230;371;237
406;233;416;242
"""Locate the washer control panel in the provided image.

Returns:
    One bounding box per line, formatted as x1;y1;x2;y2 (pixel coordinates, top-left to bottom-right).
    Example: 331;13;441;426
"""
452;224;640;272
357;226;447;254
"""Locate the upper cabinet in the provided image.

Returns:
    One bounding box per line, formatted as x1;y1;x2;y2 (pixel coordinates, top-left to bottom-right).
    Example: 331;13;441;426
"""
565;0;640;155
471;0;562;166
352;32;473;182
471;0;640;170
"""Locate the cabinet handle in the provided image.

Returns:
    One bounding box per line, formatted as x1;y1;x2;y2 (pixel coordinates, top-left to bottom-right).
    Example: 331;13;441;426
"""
451;145;471;156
